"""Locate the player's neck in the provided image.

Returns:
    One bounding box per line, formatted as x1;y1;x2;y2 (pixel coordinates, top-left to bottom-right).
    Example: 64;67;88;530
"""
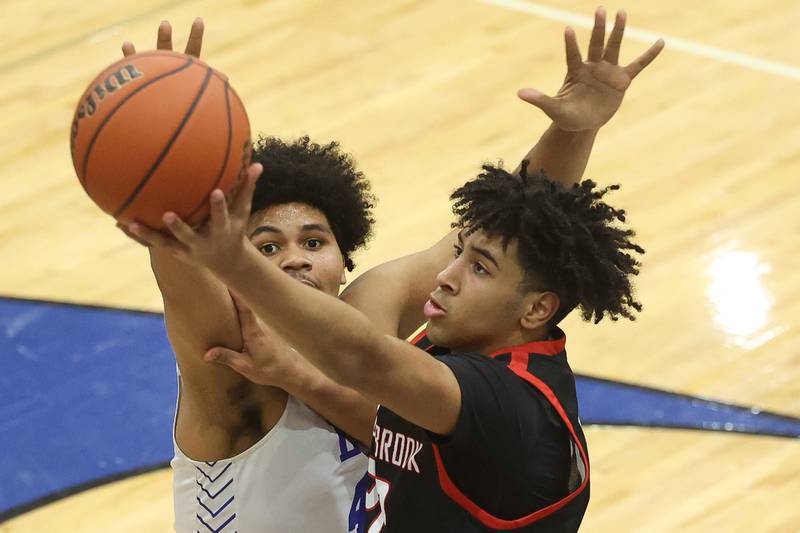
470;325;550;356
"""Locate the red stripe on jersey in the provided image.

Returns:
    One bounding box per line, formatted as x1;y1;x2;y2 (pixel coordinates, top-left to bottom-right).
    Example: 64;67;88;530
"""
431;348;588;530
410;330;436;352
489;334;566;358
410;329;428;346
411;330;565;357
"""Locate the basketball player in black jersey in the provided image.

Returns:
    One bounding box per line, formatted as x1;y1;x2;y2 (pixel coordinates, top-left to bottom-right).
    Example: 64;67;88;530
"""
128;8;662;531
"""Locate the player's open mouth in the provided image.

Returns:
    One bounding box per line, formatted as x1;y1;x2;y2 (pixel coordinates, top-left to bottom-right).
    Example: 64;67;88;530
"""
423;295;446;318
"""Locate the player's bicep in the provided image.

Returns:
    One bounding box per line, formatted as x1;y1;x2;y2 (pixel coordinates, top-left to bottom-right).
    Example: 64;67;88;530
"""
360;336;462;436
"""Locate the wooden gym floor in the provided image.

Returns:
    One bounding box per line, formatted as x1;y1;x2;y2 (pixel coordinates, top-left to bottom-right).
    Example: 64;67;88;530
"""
1;0;798;531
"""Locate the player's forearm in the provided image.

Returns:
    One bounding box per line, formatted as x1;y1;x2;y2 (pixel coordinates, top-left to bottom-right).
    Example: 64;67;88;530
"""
280;362;376;446
219;244;384;389
150;248;243;353
514;123;598;187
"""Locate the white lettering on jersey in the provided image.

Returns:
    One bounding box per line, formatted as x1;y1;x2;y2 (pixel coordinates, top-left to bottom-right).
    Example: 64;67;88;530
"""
371;424;422;474
380;429;393;462
390;433;406;467
403;439;422;474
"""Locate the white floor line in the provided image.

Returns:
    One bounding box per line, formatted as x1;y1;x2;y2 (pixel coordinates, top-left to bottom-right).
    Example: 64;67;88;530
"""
478;0;800;81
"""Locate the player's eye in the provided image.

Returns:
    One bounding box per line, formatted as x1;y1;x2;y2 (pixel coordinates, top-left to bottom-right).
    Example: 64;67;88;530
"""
473;262;488;275
306;238;323;249
259;243;279;255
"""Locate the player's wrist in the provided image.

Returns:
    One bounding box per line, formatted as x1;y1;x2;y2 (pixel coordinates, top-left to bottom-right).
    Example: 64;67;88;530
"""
209;235;254;281
551;120;600;135
276;360;320;396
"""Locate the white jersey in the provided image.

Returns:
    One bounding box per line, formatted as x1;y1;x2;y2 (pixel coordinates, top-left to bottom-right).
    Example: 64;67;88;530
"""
172;390;368;532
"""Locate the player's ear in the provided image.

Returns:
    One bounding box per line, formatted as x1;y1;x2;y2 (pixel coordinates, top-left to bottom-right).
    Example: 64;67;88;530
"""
520;291;559;331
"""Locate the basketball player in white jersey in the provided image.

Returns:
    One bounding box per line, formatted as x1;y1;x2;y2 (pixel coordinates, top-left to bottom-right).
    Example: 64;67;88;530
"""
121;22;377;532
121;9;661;532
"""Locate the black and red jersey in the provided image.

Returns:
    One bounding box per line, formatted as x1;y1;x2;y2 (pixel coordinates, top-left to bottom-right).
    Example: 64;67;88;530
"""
364;328;589;532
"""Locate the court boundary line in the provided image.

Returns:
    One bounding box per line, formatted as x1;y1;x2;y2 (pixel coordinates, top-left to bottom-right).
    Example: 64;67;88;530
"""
477;0;800;81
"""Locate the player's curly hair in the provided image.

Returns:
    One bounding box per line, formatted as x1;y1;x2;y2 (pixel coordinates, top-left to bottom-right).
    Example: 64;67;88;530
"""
450;160;644;325
250;135;376;271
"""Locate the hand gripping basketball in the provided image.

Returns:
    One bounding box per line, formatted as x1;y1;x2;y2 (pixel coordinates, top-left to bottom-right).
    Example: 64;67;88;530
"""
129;162;262;273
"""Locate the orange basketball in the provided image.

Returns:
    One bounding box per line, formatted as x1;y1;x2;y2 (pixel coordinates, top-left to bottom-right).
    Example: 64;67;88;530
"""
70;50;251;229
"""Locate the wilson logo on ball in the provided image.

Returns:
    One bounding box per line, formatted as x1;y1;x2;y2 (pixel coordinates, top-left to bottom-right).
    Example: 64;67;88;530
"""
70;64;144;150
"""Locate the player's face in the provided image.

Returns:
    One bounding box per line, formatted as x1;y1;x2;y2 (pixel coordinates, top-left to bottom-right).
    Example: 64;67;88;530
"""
424;230;531;354
246;202;347;297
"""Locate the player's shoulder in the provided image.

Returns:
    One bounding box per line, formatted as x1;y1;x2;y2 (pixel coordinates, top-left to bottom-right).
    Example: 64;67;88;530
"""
438;351;565;423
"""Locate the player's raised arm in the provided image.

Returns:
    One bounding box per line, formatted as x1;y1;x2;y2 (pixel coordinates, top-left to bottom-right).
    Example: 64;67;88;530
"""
115;22;264;461
515;7;663;185
342;8;663;339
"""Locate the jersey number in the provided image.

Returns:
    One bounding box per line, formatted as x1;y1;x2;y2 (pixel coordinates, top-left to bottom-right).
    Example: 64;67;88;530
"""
365;458;391;533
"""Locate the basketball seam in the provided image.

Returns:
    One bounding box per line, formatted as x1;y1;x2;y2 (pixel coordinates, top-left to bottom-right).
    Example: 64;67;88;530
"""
80;56;194;189
112;66;215;219
185;79;233;222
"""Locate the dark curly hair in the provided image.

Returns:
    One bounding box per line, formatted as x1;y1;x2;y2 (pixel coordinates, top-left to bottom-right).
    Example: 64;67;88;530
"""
249;135;376;271
450;160;644;325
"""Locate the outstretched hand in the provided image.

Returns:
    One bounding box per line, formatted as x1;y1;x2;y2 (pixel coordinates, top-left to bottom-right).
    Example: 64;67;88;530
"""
121;17;205;58
518;7;664;131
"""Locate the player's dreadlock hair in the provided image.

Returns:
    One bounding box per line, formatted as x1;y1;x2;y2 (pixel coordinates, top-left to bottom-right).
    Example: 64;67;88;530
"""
250;135;376;271
450;160;644;325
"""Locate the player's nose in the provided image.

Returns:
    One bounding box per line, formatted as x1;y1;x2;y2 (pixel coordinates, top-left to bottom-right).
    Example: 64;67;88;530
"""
435;262;458;295
280;249;312;272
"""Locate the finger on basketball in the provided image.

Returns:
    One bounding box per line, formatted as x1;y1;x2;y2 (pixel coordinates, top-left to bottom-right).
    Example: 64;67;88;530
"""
185;17;204;57
209;189;230;230
116;221;149;247
157;20;173;50
130;220;191;256
128;222;170;248
232;163;261;219
121;41;136;57
163;212;196;244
